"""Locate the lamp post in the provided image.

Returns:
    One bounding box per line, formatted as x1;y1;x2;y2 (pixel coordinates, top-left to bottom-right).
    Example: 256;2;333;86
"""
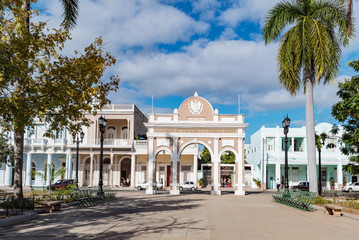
73;131;85;186
98;116;107;195
282;115;291;192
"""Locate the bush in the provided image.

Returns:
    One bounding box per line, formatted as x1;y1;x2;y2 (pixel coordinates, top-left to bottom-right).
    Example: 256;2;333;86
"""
198;178;204;187
313;196;332;204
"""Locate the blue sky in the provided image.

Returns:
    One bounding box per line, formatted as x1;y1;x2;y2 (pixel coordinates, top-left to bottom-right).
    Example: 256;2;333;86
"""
35;0;359;143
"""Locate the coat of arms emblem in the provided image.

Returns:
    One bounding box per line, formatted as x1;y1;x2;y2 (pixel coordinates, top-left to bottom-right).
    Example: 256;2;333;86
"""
188;100;203;115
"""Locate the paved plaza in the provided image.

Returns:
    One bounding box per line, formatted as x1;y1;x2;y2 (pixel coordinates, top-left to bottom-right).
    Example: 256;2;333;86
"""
0;190;358;239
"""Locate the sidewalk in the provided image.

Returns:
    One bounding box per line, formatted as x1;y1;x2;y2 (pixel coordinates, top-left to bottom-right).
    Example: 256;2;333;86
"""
0;191;358;239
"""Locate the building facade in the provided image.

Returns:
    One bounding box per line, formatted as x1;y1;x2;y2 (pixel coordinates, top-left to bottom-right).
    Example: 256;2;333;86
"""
0;93;248;195
246;122;358;190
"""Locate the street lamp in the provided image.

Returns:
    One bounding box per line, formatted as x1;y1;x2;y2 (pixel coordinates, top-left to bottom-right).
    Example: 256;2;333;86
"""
98;116;107;195
282;115;291;192
73;131;85;186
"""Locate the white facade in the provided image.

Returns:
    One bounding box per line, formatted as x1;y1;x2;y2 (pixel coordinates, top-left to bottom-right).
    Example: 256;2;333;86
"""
245;122;356;190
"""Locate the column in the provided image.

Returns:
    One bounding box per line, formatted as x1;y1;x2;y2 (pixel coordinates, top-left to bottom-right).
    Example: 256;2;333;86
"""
291;137;294;152
25;153;32;186
68;154;73;179
193;151;198;186
146;137;156;194
46;153;53;186
235;138;245;195
90;153;94;186
275;162;281;186
110;153;114;187
337;163;343;189
131;154;136;187
170;138;180;195
4;158;12;186
211;138;221;195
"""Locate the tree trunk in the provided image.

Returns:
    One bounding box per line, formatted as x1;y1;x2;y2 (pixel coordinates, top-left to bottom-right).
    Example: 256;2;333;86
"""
12;0;30;200
305;78;318;194
13;130;24;200
346;0;353;36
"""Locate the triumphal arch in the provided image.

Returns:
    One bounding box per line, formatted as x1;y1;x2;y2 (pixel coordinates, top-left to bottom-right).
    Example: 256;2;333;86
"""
145;93;248;195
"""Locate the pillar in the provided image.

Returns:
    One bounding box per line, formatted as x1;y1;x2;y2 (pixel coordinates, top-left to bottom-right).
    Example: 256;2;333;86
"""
337;163;343;189
90;153;94;186
193;151;198;186
275;162;281;186
146;137;156;194
131;154;136;187
25;153;32;186
110;153;114;187
46;153;53;186
4;158;12;186
211;138;221;195
235;138;245;195
170;138;180;195
68;154;73;179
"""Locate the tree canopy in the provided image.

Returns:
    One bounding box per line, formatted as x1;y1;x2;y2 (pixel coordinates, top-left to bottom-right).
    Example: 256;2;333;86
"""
0;1;119;136
332;59;359;174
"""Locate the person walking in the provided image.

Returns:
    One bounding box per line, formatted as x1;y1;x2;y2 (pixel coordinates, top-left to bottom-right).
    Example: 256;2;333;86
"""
276;178;280;191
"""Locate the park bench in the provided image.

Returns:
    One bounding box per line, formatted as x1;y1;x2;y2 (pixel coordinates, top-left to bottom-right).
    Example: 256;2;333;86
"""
324;204;343;217
40;201;62;213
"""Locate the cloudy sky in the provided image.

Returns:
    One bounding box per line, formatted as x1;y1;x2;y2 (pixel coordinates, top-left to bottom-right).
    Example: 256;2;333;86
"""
35;0;359;142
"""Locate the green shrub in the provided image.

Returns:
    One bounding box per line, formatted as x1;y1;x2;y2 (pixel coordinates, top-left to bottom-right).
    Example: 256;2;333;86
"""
253;178;261;188
313;196;332;204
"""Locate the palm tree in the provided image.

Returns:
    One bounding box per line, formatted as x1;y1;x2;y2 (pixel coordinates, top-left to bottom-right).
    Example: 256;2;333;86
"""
12;0;79;200
340;0;353;35
262;0;352;193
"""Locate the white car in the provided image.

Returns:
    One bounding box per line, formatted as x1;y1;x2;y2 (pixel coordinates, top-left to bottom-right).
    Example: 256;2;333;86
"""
136;181;163;190
342;182;359;192
179;181;197;191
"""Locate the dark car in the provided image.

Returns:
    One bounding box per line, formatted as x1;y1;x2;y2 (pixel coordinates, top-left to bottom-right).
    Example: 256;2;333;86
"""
50;179;76;190
292;181;309;191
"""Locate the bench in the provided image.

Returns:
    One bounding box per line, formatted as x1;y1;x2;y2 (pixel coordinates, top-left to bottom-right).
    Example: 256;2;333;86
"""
40;201;62;213
324;204;343;217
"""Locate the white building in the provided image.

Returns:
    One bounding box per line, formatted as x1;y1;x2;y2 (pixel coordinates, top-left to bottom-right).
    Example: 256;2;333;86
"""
246;122;357;190
0;93;248;195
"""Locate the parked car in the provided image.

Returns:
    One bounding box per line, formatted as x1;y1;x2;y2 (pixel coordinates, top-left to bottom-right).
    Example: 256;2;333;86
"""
179;181;197;191
342;182;359;192
291;181;309;191
136;181;163;190
50;179;76;190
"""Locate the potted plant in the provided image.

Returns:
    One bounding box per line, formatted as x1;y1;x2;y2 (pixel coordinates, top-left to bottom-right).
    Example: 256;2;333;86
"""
198;178;205;188
253;178;261;189
329;177;335;190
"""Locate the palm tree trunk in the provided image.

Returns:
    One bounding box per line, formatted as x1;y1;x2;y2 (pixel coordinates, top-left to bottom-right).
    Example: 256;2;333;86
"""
346;0;353;36
305;77;318;194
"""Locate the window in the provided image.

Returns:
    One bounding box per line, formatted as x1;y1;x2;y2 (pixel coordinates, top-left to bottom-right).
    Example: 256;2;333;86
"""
55;129;63;139
266;137;275;151
281;138;292;151
121;126;128;139
292;167;299;182
159;166;165;171
181;165;191;171
293;138;304;152
141;166;147;171
31;162;36;181
107;126;116;139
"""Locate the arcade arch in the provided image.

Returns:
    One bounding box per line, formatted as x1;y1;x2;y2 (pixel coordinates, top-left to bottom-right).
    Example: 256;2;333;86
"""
145;92;247;196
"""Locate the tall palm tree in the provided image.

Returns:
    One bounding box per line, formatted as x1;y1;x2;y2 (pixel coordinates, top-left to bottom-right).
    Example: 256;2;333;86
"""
12;0;79;200
262;0;352;193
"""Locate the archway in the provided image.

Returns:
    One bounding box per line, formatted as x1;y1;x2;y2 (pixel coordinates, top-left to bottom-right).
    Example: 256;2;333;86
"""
220;150;237;190
121;158;131;186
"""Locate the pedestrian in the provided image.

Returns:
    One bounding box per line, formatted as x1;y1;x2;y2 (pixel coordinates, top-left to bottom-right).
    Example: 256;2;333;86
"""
276;178;280;191
228;178;231;188
126;177;130;187
160;178;163;185
121;177;125;187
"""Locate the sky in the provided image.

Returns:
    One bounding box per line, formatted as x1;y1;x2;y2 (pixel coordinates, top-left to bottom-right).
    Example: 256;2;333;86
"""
34;0;359;143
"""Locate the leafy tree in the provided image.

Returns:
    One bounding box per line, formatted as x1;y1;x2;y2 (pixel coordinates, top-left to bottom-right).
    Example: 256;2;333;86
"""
199;147;211;165
332;59;359;174
221;151;235;164
36;164;66;190
262;0;352;193
0;133;14;168
0;1;119;199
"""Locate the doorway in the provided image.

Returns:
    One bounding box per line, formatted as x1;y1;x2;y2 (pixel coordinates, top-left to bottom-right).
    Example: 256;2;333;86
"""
166;166;171;187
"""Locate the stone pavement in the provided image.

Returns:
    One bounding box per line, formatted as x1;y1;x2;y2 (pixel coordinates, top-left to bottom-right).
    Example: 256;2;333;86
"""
0;190;358;240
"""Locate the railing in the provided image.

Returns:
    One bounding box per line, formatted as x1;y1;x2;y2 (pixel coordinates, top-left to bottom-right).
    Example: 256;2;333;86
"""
86;139;133;146
25;138;68;145
134;140;147;145
101;104;134;111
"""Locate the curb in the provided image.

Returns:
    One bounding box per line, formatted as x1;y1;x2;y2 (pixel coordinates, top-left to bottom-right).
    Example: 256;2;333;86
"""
0;212;39;228
312;205;359;221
